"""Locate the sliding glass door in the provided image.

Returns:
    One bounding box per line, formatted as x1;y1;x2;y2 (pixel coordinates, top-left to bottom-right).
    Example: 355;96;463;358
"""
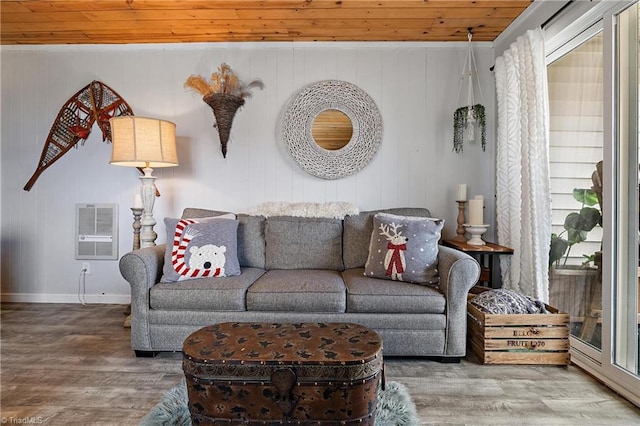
612;0;639;379
546;0;640;405
548;29;604;351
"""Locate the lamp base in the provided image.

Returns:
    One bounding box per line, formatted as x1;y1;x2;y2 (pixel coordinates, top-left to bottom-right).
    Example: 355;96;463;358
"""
140;213;157;248
139;172;158;248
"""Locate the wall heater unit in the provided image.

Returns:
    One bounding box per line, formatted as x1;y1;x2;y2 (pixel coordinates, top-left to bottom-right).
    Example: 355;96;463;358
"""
75;203;118;260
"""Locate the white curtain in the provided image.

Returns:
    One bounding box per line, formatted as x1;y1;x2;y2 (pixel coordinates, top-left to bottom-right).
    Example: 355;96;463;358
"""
494;28;551;302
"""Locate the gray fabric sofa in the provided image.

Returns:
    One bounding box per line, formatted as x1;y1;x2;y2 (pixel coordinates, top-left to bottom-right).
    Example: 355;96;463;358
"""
120;207;480;362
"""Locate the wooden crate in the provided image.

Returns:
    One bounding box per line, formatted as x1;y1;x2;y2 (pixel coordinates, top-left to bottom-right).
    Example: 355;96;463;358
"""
467;295;570;365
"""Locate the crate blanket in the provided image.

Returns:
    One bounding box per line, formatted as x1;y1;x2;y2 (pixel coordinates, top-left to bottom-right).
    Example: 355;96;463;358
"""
470;289;548;314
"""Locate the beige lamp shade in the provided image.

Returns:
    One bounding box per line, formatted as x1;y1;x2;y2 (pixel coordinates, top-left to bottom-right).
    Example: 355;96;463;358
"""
109;116;178;168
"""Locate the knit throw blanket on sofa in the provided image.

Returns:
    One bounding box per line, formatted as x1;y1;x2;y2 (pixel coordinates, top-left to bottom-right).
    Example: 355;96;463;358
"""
248;201;359;219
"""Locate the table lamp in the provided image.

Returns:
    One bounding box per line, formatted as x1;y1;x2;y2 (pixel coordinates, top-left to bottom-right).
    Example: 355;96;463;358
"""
110;116;178;248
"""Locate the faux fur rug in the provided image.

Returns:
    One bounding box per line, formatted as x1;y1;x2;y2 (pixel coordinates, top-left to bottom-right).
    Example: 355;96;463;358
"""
247;201;359;219
139;379;419;426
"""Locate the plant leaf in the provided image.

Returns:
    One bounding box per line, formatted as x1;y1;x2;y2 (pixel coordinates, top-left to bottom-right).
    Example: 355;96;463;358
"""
566;228;587;245
549;234;569;267
573;188;599;206
579;207;601;231
564;212;584;232
453;106;468;153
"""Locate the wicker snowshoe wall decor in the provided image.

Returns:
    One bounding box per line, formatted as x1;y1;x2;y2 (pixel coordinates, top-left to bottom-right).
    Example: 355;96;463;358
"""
24;80;134;191
184;63;264;158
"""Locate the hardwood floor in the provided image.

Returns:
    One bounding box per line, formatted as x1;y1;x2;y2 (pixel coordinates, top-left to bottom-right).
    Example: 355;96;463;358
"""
1;302;639;425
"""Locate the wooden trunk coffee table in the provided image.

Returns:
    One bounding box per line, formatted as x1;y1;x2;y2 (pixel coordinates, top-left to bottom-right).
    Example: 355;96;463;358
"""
182;322;384;425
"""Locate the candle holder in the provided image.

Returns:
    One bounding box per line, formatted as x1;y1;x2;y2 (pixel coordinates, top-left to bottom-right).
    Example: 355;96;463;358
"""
131;207;144;251
125;206;145;328
453;200;467;242
463;224;489;246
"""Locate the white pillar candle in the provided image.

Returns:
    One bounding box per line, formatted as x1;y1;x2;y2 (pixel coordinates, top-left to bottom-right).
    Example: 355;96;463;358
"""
456;184;467;201
133;193;143;209
468;199;484;225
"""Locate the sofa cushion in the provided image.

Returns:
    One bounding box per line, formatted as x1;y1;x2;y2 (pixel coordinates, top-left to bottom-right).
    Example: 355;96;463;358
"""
181;208;266;269
265;216;344;270
247;270;346;312
364;213;443;284
342;268;445;314
236;214;266;269
161;216;240;282
343;208;432;270
151;267;265;310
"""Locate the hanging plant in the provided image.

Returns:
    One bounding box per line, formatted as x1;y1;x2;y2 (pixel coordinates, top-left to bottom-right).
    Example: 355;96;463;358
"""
453;30;486;154
453;104;486;153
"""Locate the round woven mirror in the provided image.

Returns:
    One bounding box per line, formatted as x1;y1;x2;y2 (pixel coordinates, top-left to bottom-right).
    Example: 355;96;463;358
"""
280;80;383;180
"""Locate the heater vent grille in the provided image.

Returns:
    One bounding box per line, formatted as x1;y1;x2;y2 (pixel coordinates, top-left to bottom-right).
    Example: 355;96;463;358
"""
75;203;118;260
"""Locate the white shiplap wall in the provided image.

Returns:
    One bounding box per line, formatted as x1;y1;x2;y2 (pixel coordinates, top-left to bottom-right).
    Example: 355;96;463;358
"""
0;42;496;303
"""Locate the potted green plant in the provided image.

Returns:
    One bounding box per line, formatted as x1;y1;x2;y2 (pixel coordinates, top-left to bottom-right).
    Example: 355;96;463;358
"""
548;161;603;327
549;187;602;268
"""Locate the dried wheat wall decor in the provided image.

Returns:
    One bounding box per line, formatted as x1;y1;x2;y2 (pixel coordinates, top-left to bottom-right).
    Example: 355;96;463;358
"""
184;64;264;158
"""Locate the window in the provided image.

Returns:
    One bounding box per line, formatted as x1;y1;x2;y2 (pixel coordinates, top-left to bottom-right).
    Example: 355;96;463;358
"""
612;0;639;377
548;32;604;349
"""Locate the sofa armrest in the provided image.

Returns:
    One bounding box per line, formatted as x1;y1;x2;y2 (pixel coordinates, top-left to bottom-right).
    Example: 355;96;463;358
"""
437;245;481;356
120;245;165;290
119;244;165;351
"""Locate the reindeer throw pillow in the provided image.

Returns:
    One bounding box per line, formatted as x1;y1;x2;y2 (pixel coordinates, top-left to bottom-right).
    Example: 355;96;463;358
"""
160;215;241;283
364;213;444;285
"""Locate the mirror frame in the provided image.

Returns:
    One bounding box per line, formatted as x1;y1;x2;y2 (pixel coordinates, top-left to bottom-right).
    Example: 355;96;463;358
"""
280;80;383;180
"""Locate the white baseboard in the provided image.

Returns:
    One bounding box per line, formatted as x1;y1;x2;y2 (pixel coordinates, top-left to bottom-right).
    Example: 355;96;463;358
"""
1;293;131;304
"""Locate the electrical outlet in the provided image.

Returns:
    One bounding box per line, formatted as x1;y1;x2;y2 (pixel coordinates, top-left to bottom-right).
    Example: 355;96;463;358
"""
82;262;92;275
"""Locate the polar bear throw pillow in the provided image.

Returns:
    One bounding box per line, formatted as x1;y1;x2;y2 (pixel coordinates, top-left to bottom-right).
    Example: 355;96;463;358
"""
364;213;444;285
160;216;240;283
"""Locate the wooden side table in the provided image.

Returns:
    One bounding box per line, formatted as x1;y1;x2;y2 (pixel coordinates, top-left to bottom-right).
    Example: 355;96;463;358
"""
441;239;514;288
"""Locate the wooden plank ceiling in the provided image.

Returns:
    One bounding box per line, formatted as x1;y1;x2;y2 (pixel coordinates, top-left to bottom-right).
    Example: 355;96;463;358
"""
0;0;533;45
